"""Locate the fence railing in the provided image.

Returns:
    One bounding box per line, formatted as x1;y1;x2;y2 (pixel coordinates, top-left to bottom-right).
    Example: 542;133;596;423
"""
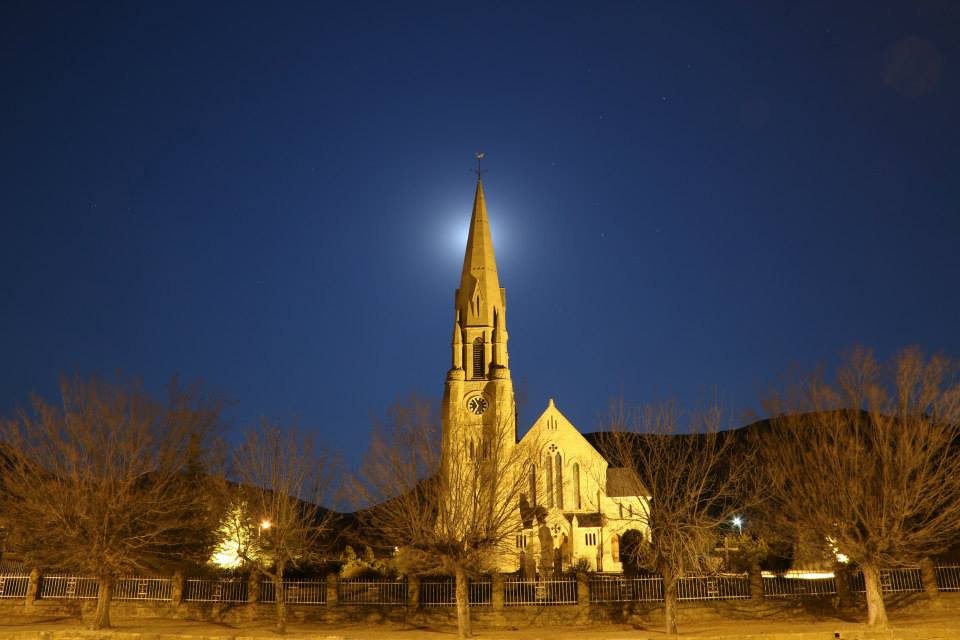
419;577;492;607
763;574;837;598
848;568;923;594
260;579;327;605
936;565;960;592
504;577;577;606
337;578;407;605
114;577;173;601
39;575;99;599
0;574;30;599
184;578;248;603
678;574;750;601
763;568;927;598
10;566;960;605
589;575;664;602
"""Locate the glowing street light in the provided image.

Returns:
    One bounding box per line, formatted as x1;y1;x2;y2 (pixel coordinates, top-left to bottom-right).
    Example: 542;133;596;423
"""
258;519;272;539
732;516;743;535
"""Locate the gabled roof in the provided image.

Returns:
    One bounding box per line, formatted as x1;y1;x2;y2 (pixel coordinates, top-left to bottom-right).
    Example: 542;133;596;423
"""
565;512;603;528
521;399;606;464
606;467;649;498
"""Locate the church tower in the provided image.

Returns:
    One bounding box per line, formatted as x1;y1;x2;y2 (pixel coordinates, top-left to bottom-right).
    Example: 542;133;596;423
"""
442;177;516;467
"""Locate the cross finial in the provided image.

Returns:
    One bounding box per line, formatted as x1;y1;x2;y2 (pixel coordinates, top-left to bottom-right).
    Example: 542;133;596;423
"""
474;152;486;179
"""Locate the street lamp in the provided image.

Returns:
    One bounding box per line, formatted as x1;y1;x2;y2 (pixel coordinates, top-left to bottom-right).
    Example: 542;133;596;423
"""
732;516;743;535
258;519;272;539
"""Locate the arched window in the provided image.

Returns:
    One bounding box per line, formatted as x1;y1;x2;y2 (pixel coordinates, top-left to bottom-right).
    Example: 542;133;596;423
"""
555;452;564;509
545;455;554;508
529;464;537;508
611;534;620;563
572;463;581;510
472;337;484;379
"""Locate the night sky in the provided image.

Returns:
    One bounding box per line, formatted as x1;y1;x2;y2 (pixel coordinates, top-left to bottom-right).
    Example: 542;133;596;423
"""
2;2;958;467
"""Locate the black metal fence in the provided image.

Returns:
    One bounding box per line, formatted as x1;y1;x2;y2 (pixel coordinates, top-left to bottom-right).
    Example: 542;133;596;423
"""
504;576;577;606
419;577;492;607
260;579;327;605
2;566;958;607
336;578;408;605
0;575;29;599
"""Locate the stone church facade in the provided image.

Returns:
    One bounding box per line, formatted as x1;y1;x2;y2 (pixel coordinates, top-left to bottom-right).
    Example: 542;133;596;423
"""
441;177;649;575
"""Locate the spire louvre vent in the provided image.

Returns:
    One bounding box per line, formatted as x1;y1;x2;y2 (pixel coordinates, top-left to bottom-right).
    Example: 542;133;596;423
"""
472;337;485;379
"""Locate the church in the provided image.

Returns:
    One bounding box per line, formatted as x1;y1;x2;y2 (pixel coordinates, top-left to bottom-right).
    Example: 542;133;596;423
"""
440;175;650;574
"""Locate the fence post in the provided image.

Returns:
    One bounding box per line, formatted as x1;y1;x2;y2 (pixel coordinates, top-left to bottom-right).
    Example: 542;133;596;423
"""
24;568;40;611
576;572;589;607
491;573;504;610
325;573;338;606
407;575;419;608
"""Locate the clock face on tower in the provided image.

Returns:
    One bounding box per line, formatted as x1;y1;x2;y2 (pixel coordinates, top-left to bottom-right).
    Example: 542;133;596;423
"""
466;395;489;415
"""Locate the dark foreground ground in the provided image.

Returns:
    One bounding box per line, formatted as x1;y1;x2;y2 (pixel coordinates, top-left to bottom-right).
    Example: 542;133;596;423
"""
2;611;960;640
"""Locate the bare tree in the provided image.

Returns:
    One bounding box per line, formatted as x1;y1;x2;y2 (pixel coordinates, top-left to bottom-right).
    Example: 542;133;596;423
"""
597;398;754;636
352;397;537;639
220;424;335;634
762;347;960;628
0;376;222;629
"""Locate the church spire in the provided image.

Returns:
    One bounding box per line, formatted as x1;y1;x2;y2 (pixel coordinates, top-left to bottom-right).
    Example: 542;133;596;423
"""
440;165;516;477
457;177;504;328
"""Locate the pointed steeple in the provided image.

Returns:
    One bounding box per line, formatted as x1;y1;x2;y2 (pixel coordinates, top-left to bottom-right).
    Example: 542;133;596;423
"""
457;178;504;327
440;166;516;474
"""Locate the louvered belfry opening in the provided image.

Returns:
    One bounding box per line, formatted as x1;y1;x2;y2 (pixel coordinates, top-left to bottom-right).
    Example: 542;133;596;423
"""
472;337;484;379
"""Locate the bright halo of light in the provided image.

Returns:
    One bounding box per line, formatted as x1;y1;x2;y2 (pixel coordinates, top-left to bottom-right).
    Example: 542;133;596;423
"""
429;209;516;270
210;542;244;569
441;214;471;261
761;571;836;580
419;185;524;281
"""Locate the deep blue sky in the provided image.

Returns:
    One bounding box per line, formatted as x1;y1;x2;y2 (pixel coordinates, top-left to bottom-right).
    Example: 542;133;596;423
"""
2;1;958;467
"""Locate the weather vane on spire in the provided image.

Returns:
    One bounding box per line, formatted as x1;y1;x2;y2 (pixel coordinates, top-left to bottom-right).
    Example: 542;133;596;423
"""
474;152;486;179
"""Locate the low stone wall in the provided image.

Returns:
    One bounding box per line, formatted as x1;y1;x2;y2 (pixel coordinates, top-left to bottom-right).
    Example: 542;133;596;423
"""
0;574;953;631
0;592;941;629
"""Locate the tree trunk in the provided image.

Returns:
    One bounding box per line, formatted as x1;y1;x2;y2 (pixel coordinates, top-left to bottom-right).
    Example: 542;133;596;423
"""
919;557;941;607
274;561;287;634
25;568;40;610
92;574;113;630
454;564;472;639
834;561;853;608
171;570;184;606
748;562;763;601
663;572;678;636
861;563;888;629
